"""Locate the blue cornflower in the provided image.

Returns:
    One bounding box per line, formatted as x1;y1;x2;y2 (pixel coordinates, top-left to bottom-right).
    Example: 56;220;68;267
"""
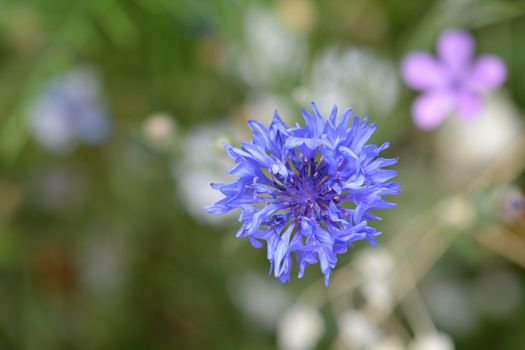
28;67;111;153
207;103;399;285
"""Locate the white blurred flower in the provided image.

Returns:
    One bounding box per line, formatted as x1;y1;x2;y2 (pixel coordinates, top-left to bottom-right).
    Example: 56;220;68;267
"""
142;112;177;149
278;304;325;350
362;279;395;311
438;196;476;230
28;66;111;153
236;8;306;88
356;248;395;278
338;310;380;349
356;248;395;311
436;92;522;173
297;47;399;116
29;105;73;151
173;123;237;224
228;273;290;331
408;333;454;350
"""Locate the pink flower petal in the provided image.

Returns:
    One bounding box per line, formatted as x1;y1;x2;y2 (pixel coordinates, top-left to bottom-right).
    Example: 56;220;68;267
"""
456;90;482;120
401;52;448;90
412;91;453;130
437;29;474;72
468;55;507;90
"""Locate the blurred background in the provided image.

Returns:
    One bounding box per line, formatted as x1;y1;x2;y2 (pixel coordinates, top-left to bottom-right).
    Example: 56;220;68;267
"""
0;0;525;349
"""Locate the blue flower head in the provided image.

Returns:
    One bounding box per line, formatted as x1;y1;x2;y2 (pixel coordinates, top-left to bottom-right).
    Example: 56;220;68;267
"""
28;67;111;153
207;103;399;285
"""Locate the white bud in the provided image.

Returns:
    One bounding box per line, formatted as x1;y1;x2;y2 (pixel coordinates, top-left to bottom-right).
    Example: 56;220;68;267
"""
338;311;380;349
278;305;325;350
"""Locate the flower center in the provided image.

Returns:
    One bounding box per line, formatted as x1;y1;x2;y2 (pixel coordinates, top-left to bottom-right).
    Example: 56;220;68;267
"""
279;152;337;221
448;69;469;92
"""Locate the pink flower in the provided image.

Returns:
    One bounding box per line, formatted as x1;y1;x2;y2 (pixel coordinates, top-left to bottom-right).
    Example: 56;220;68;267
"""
401;29;506;130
